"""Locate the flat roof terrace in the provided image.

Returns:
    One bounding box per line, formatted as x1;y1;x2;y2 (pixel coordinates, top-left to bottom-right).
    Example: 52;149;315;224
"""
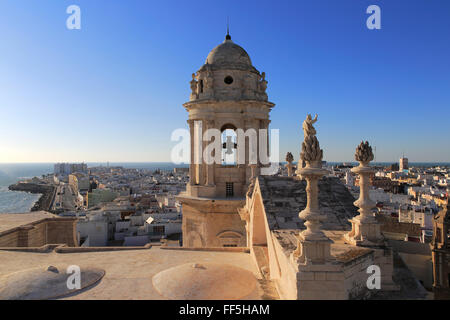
0;246;276;300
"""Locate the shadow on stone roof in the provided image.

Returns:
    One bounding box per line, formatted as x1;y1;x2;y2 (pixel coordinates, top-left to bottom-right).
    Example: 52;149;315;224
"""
258;176;359;232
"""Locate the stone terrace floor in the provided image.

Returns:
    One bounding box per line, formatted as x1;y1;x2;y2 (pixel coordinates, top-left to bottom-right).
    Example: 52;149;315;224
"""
0;246;274;300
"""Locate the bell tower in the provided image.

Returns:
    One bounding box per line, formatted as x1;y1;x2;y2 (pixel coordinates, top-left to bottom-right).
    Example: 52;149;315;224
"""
178;33;275;247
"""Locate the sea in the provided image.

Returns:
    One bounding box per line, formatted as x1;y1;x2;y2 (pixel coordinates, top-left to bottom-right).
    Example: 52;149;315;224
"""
0;161;448;214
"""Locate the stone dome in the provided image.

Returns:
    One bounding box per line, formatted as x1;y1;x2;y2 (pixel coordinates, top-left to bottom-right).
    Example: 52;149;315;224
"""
152;262;258;299
204;36;254;71
0;265;105;300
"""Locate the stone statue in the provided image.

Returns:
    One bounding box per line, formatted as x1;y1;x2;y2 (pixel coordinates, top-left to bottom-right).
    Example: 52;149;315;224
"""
285;152;295;177
190;73;198;100
285;152;294;163
259;72;268;93
355;141;374;164
204;70;213;89
302;114;318;137
300;114;323;163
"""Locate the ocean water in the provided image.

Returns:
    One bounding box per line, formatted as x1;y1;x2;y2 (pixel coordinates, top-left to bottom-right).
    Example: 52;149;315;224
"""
0;163;53;213
0;186;42;213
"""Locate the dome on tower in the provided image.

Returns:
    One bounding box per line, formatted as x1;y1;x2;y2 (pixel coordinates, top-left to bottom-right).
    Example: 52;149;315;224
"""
201;35;257;72
189;34;270;102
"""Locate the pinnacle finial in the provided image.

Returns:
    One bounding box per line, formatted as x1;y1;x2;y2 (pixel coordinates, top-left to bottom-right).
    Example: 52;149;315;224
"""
226;16;231;40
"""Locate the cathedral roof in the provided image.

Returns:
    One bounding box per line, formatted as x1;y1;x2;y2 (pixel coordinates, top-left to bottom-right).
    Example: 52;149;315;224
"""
256;176;359;231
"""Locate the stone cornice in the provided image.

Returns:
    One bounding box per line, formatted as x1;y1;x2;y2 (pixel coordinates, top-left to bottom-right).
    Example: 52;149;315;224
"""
183;99;275;110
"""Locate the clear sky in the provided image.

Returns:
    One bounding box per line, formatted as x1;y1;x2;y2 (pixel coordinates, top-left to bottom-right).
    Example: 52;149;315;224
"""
0;0;449;163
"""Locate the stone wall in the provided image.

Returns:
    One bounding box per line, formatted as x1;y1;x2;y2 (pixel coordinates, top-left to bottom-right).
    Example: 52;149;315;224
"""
270;232;300;299
0;218;77;248
181;198;246;247
0;230;20;247
342;251;377;299
377;214;422;237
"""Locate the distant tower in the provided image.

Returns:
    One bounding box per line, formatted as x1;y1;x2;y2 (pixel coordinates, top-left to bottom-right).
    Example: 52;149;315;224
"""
399;156;408;171
178;33;275;248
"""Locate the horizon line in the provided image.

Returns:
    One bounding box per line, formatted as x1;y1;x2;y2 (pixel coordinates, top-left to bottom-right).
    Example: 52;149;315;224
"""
1;161;449;165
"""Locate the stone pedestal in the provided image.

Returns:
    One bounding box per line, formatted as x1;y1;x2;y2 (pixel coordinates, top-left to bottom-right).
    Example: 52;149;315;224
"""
344;163;383;246
285;163;294;177
292;164;333;264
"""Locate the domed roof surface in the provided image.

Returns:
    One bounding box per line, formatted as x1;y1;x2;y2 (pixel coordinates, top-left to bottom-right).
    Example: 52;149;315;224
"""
204;35;253;70
0;265;105;300
152;262;259;300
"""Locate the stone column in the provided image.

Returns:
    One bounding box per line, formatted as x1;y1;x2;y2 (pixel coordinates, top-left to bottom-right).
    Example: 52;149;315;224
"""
259;119;271;172
261;119;270;155
245;119;259;183
205;120;215;186
196;120;204;186
187;119;196;186
344;141;383;246
292;114;332;264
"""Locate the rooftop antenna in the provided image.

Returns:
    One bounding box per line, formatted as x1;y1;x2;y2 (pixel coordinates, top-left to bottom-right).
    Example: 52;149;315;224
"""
226;16;231;40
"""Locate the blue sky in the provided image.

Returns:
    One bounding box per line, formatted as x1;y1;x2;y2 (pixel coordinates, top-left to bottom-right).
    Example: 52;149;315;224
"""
0;0;449;163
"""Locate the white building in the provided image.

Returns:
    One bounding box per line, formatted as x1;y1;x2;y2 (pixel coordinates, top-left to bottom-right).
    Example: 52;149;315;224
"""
54;162;88;175
399;157;408;171
76;213;108;246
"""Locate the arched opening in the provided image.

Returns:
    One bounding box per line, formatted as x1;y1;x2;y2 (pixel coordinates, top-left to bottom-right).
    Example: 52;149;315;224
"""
220;124;237;165
216;230;243;247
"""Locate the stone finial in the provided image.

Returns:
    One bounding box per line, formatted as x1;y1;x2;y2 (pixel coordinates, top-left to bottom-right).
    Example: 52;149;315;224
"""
285;152;294;164
285;152;295;177
355;141;374;164
292;114;331;265
300;114;323;164
344;140;383;246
